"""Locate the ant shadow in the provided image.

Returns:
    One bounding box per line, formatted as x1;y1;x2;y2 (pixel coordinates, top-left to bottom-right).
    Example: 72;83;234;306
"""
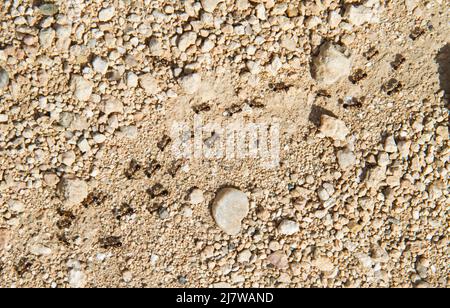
436;43;450;111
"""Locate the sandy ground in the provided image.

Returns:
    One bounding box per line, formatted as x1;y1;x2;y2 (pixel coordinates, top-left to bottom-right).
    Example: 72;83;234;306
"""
0;1;448;288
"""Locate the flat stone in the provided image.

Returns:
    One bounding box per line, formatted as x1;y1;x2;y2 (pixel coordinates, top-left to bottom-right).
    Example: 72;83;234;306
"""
212;187;249;235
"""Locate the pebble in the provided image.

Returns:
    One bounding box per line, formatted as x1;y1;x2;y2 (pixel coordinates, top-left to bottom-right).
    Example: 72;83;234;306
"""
61;151;76;166
345;5;379;26
99;6;116;22
189;189;205;205
30;244;52;256
384;135;398;153
104;99;124;115
237;249;251;263
278;219;300;235
43;173;59;186
268;251;289;269
336;148;356;169
92;56;109;75
77;139;91;153
72;75;93;102
0;114;8;123
93;133;107;144
0;68;9;90
201;0;222;13
212;187;249;235
58;177;89;206
179;73;201;95
319;115;350;141
178;31;197;52
69;269;86;288
8;200;25;213
312;42;352;85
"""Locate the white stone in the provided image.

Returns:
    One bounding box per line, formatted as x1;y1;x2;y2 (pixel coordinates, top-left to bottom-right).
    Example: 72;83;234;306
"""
201;38;215;53
312;42;352;85
256;4;267;20
384;135;398;153
126;72;138;88
148;37;163;56
93;134;107;144
8;200;25;213
69;269;86;288
278;219;300;235
212;188;249;235
39;28;55;49
30;244;52;256
0;114;8;123
104;99;124;115
58;177;89;206
77;139;91;153
178;31;197;52
319;115;350;141
179;73;201;95
61;151;76;166
189;189;205;205
72;75;93;102
98;6;115;22
313;257;335;272
92;56;108;74
237;249;252;263
345;5;379;26
336;148;356;169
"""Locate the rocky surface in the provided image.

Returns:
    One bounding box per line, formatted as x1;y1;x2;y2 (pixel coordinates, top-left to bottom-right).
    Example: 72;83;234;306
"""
0;0;448;288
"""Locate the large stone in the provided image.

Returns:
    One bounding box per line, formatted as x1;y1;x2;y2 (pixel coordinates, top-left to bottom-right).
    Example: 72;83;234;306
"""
58;177;88;206
212;188;249;235
312;42;352;85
